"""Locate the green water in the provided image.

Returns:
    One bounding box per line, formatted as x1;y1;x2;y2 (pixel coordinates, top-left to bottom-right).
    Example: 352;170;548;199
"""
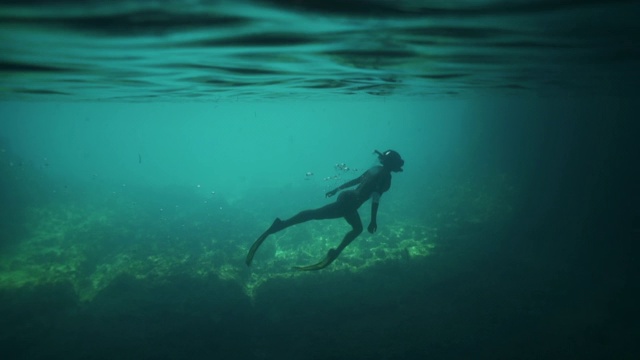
0;1;637;359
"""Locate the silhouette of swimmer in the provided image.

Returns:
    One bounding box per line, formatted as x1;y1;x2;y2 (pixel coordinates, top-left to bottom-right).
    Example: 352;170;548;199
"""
246;150;404;271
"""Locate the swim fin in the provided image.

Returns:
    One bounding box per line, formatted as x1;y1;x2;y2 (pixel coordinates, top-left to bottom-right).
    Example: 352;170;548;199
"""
293;248;339;271
245;232;268;266
246;218;284;266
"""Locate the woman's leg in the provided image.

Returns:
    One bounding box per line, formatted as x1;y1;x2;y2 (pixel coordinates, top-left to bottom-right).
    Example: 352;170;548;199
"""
293;211;363;271
245;197;351;266
276;201;345;229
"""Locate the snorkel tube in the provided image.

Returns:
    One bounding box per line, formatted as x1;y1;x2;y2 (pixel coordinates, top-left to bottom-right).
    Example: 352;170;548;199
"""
373;149;404;172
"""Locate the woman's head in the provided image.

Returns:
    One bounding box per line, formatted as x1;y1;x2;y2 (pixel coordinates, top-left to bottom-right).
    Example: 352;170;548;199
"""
375;150;404;172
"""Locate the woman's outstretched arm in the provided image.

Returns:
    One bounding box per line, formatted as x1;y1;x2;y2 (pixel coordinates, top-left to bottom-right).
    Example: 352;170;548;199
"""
325;174;364;197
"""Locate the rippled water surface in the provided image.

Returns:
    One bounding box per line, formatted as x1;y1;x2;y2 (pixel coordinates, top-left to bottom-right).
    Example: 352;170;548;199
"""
1;0;638;100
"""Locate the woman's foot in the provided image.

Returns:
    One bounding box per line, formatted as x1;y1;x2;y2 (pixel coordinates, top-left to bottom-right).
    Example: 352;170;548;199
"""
267;218;284;233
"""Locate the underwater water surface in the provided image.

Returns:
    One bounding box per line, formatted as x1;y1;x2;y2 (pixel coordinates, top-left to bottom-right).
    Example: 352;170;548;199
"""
0;1;638;360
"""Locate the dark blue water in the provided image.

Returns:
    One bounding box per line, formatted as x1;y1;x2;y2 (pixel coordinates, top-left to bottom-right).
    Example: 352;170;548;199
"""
1;0;638;100
0;1;638;359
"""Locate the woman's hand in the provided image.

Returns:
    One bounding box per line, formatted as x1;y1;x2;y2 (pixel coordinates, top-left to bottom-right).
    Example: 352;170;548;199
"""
368;221;377;234
325;189;338;198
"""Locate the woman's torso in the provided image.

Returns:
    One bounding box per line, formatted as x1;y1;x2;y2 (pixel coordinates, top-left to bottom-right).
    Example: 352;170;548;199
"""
354;166;391;204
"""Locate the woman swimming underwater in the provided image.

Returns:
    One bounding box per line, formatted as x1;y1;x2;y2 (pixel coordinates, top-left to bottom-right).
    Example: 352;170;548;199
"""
245;149;404;271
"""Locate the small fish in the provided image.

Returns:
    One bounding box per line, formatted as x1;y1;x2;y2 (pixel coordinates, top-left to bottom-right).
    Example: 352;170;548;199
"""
335;163;349;171
138;154;142;164
305;172;314;176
